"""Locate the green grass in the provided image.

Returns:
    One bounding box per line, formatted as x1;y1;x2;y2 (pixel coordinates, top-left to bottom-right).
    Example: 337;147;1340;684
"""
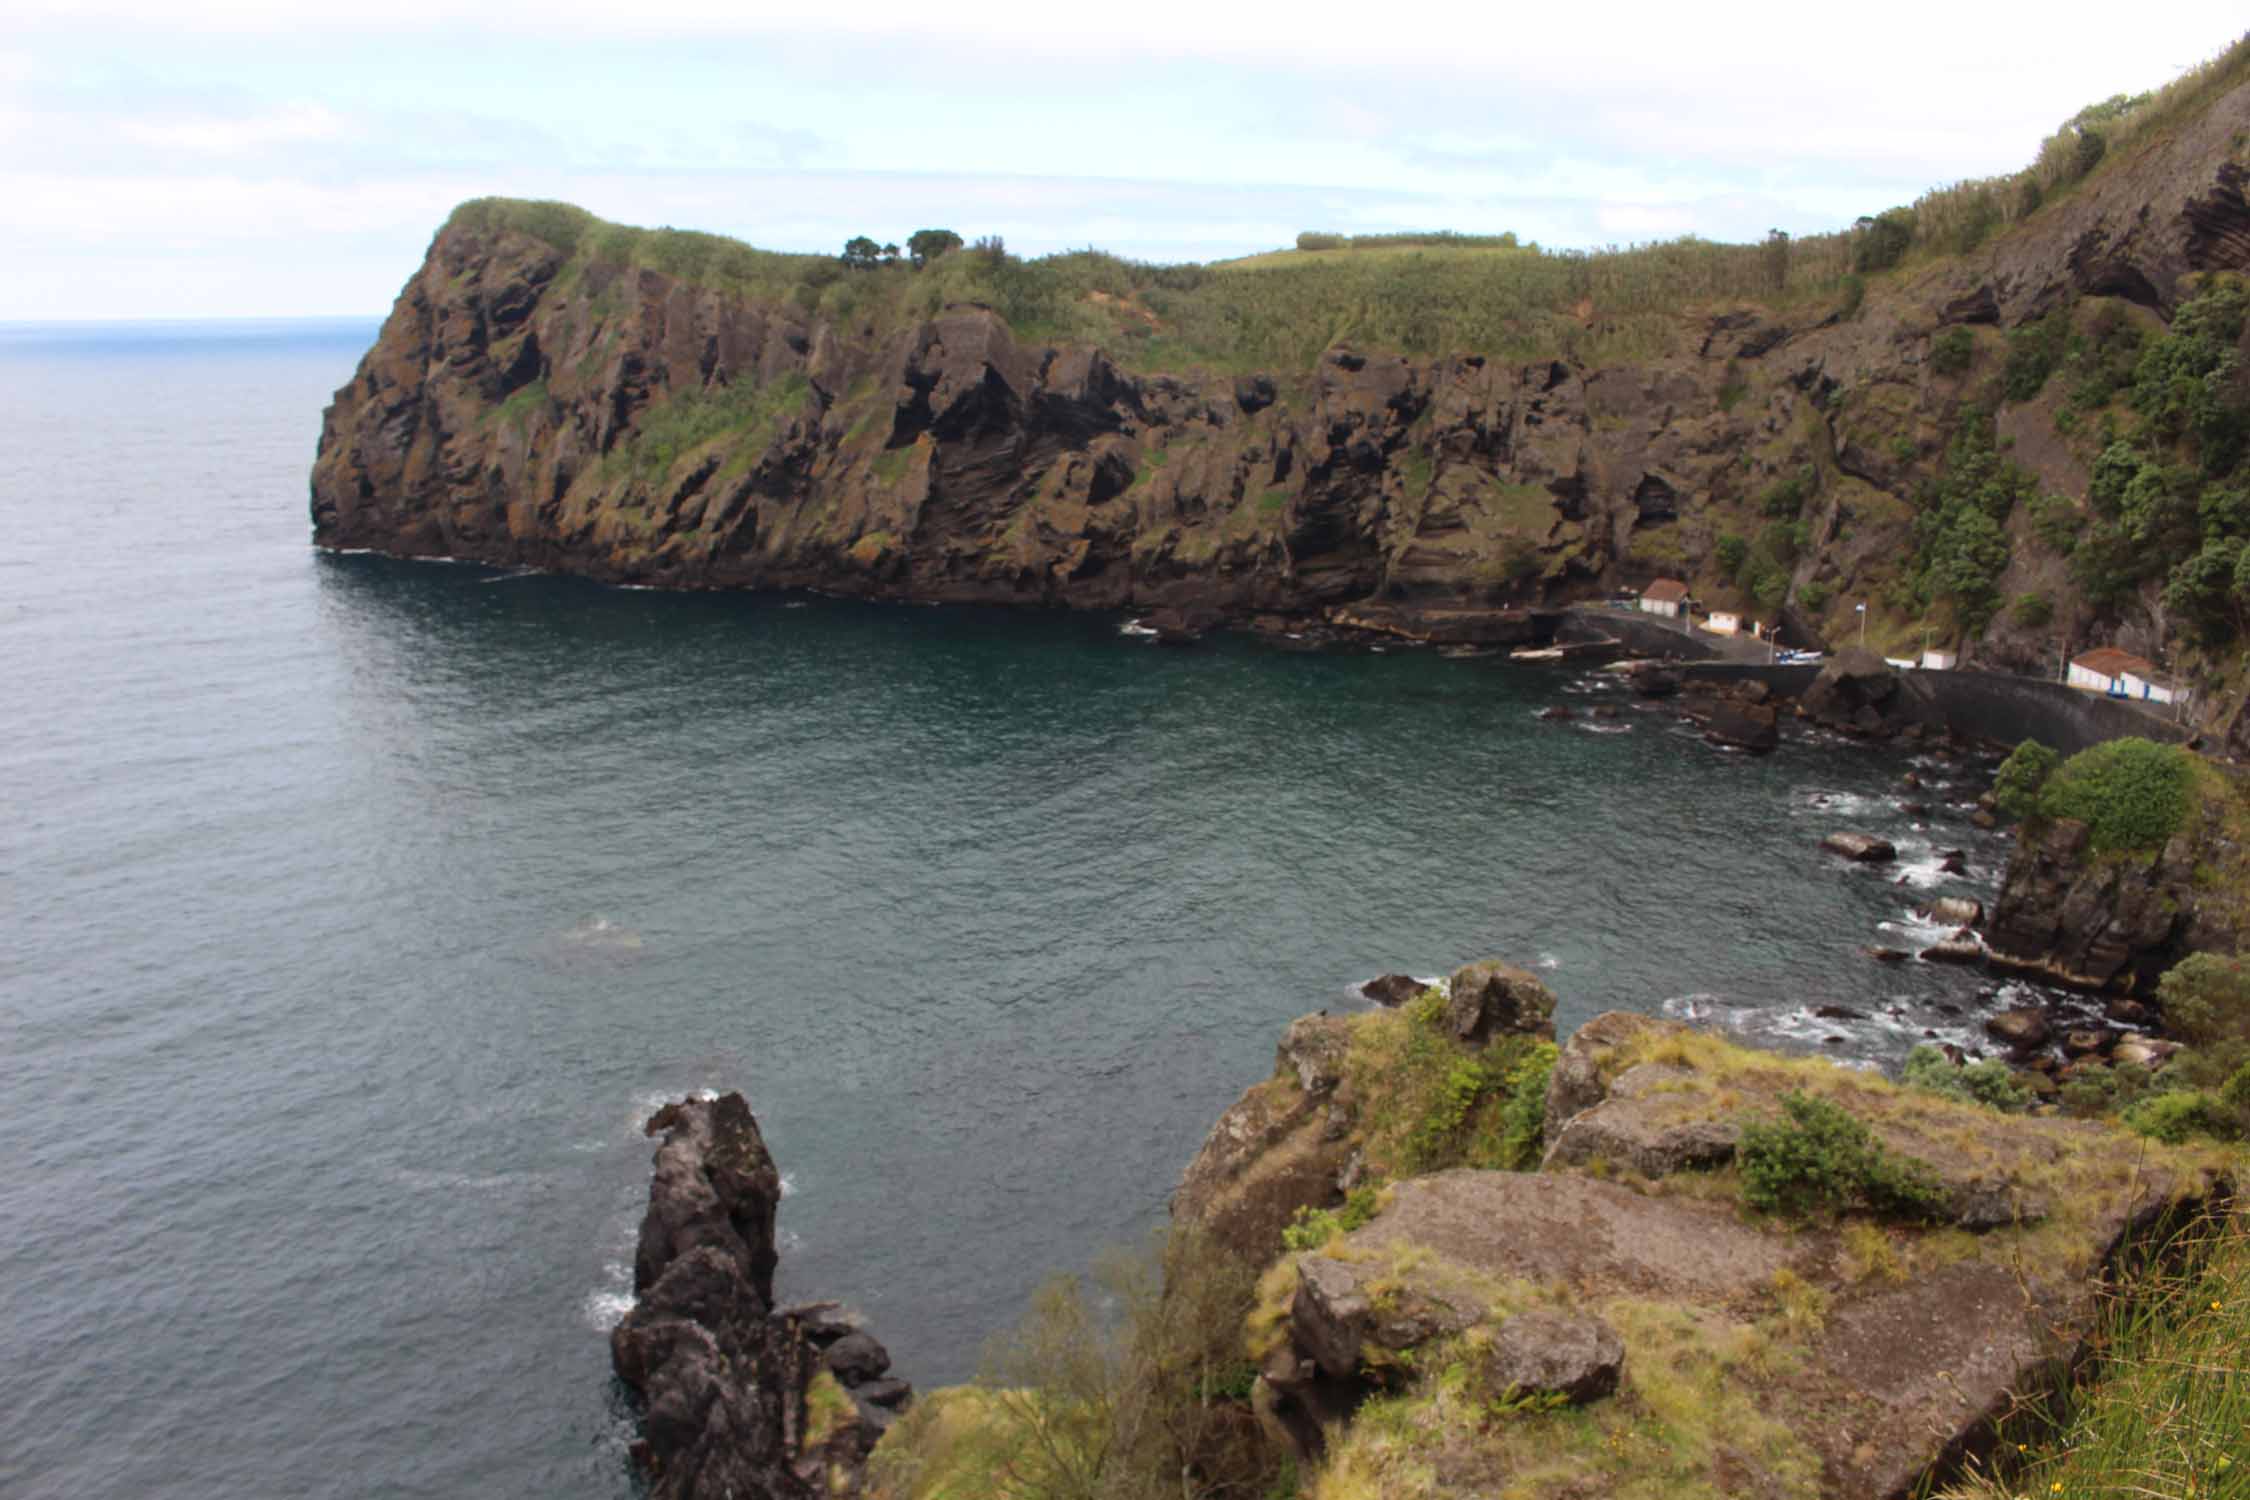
443;36;2250;386
602;371;811;490
1941;1197;2250;1500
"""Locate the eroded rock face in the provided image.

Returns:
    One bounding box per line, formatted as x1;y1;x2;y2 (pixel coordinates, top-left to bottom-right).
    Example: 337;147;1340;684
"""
613;1094;906;1499
1984;815;2241;993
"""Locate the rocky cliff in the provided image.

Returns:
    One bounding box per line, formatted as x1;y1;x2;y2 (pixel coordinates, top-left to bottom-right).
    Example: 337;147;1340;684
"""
613;1093;910;1500
312;80;2250;650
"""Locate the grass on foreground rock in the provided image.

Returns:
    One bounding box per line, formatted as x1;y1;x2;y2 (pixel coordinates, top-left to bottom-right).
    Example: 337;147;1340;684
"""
1940;1196;2250;1500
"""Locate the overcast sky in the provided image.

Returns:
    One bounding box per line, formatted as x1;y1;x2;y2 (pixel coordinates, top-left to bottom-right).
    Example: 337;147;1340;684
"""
5;2;2244;320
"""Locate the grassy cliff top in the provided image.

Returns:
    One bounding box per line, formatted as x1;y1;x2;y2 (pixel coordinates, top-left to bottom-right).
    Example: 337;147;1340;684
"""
445;33;2247;375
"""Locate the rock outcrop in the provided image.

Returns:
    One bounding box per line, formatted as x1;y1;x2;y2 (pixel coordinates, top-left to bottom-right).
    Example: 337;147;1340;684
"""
1242;1006;2228;1498
1984;813;2243;992
613;1093;908;1500
1173;960;1558;1259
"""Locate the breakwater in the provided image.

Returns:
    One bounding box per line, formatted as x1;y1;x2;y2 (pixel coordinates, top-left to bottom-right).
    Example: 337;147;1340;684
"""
1682;662;2189;754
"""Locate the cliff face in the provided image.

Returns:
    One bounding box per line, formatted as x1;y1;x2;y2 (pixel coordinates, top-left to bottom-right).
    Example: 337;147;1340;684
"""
311;83;2250;642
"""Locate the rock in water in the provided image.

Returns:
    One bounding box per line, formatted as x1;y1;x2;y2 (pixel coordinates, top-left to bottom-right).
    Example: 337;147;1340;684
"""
613;1093;907;1499
1820;832;1896;863
1985;1007;2053;1052
1358;973;1427;1007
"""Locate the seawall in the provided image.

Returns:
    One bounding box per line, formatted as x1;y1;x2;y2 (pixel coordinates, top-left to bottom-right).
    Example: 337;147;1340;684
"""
1683;662;2189;754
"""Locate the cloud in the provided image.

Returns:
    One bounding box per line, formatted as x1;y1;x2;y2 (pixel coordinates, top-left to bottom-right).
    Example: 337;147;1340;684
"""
3;3;2244;317
116;101;345;155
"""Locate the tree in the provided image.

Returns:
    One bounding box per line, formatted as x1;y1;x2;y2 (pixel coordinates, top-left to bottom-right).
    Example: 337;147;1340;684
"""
907;228;964;269
1762;229;1790;292
881;243;901;265
840;235;882;270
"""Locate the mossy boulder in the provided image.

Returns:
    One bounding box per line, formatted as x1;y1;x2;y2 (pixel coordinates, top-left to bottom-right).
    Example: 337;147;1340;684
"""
1252;1017;2232;1498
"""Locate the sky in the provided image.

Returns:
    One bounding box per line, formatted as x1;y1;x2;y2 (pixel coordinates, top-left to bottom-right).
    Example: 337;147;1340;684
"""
4;2;2245;320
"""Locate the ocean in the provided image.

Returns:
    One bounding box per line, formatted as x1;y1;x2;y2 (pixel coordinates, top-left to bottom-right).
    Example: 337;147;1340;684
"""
0;319;2040;1497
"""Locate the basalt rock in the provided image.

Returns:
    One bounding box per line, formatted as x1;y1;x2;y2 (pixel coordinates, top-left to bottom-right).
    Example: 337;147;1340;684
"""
613;1094;907;1499
1443;959;1558;1044
1358;973;1428;1007
1985;815;2242;992
1800;648;1910;737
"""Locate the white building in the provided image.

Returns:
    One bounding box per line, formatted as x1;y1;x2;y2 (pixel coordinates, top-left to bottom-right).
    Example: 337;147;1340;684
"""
1705;611;1742;636
1639;579;1689;619
1921;649;1957;671
2120;665;2189;706
2069;647;2186;703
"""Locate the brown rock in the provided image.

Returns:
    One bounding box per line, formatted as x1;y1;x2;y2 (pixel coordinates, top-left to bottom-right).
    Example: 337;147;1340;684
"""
1985;1007;2052;1051
1358;973;1427;1007
1821;832;1897;862
1444;959;1557;1044
1483;1309;1624;1404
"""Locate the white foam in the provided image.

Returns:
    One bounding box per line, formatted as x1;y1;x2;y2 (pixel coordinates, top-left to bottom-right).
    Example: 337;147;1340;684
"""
1534;953;1562;970
784;601;809;609
624;1086;721;1136
779;1171;797;1199
1118;619;1157;639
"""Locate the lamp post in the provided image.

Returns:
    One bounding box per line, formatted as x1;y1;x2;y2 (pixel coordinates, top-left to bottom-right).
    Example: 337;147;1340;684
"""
1856;601;1867;649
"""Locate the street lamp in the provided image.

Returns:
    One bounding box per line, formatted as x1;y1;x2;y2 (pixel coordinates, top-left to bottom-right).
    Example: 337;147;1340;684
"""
1856;601;1867;648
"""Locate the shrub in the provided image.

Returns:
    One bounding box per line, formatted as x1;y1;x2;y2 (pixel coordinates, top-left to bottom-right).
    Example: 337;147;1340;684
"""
1759;467;1815;518
2036;738;2196;854
2002;307;2072;402
1930;327;1975;375
1851;209;1915;273
2059;1061;2156;1120
872;1224;1274;1500
1992;739;2062;820
1282;1185;1383;1252
2122;1089;2234;1144
1901;1044;2033;1112
1738;1091;1948;1221
2011;590;2054;629
1489;1041;1559;1171
1715;532;1750;577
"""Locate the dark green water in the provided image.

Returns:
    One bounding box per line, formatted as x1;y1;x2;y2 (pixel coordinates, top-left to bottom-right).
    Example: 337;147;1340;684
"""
1;323;2035;1498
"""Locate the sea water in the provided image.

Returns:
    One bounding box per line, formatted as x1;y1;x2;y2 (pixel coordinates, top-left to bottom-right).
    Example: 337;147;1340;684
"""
0;320;2037;1498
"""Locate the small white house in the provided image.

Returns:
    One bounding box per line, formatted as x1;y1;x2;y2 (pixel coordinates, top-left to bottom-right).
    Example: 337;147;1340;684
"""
2070;647;2158;698
1920;649;1957;671
1705;611;1741;636
2120;666;2189;706
1639;579;1689;619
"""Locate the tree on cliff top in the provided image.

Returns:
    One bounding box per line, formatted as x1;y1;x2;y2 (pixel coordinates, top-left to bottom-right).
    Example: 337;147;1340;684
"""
840;235;883;270
908;228;963;270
